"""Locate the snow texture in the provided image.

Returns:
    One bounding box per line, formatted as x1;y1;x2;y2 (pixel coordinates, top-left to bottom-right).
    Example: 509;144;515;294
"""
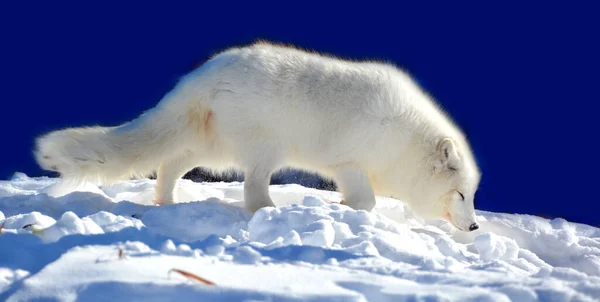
1;173;599;301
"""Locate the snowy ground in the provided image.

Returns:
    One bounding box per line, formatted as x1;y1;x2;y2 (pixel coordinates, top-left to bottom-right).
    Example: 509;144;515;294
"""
1;173;599;301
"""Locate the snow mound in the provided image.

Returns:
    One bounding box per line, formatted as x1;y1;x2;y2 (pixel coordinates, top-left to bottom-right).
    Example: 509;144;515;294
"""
1;174;599;301
142;199;251;242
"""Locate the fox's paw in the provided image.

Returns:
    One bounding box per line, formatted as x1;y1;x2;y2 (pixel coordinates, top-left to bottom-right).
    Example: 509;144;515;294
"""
245;200;276;214
153;200;176;206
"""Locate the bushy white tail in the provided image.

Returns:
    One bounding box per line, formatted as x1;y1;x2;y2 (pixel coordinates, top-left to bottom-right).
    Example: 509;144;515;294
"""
34;79;207;183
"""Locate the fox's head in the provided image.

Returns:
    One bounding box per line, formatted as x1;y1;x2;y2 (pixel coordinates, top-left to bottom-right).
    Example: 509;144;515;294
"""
406;137;481;232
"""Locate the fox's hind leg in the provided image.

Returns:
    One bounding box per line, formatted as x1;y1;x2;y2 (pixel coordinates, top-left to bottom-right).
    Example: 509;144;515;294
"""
240;145;281;213
334;164;376;211
243;164;278;213
154;153;198;205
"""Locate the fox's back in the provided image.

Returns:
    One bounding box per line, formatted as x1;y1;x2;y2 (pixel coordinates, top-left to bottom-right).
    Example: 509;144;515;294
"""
194;44;399;161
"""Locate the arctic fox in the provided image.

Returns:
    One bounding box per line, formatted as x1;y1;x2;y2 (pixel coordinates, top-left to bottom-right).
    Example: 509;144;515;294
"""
35;42;481;232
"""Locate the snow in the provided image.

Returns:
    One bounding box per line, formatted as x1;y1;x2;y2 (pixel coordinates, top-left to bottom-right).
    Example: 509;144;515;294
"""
1;173;599;301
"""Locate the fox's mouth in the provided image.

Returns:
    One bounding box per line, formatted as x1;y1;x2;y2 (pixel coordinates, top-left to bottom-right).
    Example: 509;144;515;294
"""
443;209;461;230
443;207;474;232
444;209;479;232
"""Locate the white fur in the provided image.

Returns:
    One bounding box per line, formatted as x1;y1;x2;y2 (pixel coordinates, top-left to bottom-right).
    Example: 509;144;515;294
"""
35;42;481;231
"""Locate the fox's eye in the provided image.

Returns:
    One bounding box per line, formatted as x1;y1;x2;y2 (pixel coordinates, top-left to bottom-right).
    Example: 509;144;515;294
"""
448;166;457;172
456;190;465;201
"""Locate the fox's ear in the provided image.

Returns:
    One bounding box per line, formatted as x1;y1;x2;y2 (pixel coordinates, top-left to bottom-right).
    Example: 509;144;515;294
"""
435;138;459;172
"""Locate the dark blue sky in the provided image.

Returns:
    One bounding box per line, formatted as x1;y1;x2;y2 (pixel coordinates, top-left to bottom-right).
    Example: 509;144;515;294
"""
1;2;599;225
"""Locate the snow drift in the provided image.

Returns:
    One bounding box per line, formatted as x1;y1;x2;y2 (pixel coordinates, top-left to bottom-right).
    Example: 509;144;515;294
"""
1;173;599;301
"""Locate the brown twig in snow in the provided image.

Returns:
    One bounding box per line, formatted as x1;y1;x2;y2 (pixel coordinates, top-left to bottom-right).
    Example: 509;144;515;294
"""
169;268;216;286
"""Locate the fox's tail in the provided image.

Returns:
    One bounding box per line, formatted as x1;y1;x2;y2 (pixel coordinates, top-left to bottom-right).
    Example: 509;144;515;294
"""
34;78;209;183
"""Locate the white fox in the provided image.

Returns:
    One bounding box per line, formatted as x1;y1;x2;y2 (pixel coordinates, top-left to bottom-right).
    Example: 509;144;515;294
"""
35;42;481;232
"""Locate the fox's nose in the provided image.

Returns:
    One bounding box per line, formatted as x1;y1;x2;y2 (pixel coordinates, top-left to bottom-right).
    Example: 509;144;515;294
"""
469;223;479;231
